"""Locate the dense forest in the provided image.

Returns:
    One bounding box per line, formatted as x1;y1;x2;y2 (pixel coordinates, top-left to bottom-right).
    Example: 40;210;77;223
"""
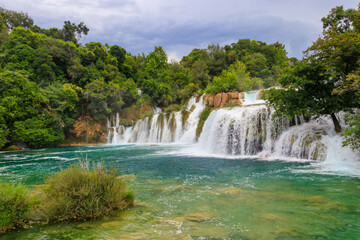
0;7;291;149
0;5;359;152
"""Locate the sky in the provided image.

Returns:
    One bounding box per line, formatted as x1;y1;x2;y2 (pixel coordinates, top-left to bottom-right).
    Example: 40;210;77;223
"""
1;0;359;61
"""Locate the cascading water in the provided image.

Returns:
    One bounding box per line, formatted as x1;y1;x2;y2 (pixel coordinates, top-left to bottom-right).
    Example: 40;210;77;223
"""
127;95;206;143
106;90;359;164
242;91;265;105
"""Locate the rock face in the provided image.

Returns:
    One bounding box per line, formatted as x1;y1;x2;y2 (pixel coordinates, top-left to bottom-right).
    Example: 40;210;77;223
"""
205;91;241;108
119;103;153;126
71;115;107;143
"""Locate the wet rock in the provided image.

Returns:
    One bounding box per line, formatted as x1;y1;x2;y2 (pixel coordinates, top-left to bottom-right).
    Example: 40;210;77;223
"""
183;212;216;222
117;174;136;181
214;93;229;108
3;145;22;151
205;92;240;108
119;233;148;240
150;144;159;147
205;94;214;106
274;228;301;239
76;222;96;229
100;221;123;229
220;187;247;195
133;201;156;209
146;179;163;185
188;224;228;238
305;196;345;210
239;92;245;99
258;213;285;222
159;216;185;224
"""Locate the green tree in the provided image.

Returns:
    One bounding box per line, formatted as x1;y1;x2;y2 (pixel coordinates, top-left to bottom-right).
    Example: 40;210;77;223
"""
205;61;253;94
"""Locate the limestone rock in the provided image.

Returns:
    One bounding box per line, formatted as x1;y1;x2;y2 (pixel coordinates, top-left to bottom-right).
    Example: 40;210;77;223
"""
3;145;22;151
205;92;240;108
119;233;148;240
239;92;245;99
117;174;136;181
220;187;247;195
204;94;214;106
183;212;216;222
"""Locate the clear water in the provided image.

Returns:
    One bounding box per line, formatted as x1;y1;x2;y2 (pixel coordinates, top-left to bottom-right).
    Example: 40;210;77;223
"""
0;144;359;239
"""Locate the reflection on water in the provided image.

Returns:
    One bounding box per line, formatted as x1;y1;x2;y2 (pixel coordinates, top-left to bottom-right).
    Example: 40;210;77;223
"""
0;144;359;239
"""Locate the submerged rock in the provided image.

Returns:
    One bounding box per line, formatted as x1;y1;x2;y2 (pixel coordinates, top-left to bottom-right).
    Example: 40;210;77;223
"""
305;195;345;210
76;222;96;229
220;187;247;195
157;185;187;192
119;233;148;240
117;174;136;181
183;212;216;222
100;221;123;229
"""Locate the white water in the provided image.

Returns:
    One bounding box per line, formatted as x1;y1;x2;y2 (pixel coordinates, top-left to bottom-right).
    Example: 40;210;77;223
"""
242;91;266;106
108;95;206;144
106;91;360;174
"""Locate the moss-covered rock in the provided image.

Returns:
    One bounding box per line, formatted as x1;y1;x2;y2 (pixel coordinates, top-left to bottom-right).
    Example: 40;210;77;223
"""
195;106;214;139
3;145;22;151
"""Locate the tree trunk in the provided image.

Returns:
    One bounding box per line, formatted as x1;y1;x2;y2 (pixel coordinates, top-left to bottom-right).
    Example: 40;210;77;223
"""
330;113;342;133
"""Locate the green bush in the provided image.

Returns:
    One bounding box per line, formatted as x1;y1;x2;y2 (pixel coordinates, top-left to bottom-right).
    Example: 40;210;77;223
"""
0;183;34;233
164;104;181;113
37;162;134;222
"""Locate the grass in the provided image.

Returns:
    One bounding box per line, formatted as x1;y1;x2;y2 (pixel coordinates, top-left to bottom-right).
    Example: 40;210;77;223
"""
0;161;135;234
35;161;134;222
0;183;34;233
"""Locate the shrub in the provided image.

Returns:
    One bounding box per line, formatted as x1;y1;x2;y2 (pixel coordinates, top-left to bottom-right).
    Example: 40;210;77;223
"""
36;162;134;222
164;104;181;113
0;183;34;233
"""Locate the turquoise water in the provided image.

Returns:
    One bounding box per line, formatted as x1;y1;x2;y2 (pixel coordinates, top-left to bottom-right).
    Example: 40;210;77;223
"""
0;144;360;239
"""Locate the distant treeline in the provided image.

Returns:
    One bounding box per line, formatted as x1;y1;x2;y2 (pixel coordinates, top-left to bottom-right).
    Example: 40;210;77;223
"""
0;7;293;149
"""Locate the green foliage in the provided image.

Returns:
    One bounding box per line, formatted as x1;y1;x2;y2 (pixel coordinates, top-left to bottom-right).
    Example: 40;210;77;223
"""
37;162;134;222
0;7;291;148
0;106;8;149
205;61;252;94
264;5;360;134
0;7;34;30
12;116;64;148
341;113;360;151
0;183;34;233
165;104;181;113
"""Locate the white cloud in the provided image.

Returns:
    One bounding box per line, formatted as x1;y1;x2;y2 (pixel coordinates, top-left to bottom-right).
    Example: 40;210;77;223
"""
1;0;358;58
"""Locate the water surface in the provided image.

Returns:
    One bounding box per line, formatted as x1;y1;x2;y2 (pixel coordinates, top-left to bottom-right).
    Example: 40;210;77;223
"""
0;144;359;239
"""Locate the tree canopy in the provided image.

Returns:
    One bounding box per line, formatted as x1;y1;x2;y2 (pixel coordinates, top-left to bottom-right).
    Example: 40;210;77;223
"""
264;4;360;139
0;7;291;149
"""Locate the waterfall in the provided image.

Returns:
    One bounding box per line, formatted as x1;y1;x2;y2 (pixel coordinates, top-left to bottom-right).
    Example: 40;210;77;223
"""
127;95;206;143
242;90;265;105
198;105;290;156
105;92;359;163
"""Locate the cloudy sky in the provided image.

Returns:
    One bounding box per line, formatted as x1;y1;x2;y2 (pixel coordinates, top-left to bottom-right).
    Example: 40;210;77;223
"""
1;0;359;60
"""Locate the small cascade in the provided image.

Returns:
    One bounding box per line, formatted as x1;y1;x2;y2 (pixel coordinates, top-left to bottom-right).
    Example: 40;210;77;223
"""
107;112;130;144
112;127;119;144
128;95;206;143
242;90;265;106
